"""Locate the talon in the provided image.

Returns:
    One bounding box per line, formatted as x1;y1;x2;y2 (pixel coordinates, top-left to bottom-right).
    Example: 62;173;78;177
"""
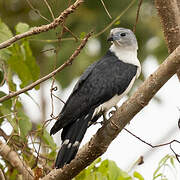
109;110;116;117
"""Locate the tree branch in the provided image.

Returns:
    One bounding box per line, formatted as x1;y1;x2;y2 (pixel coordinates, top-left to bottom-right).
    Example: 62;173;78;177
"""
154;0;180;80
0;169;5;180
0;0;83;50
0;140;34;180
42;43;180;179
0;31;92;103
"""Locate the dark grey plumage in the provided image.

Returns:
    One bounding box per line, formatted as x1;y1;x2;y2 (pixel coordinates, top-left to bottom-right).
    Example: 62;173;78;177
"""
50;27;141;168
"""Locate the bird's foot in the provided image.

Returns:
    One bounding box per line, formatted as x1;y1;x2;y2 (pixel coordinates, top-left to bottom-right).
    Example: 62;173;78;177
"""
108;105;118;117
100;112;109;125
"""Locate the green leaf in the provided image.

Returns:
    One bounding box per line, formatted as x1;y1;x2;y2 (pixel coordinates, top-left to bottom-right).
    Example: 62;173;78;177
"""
170;156;175;168
108;160;122;180
9;169;18;180
48;150;57;159
0;19;13;61
0;106;17;131
0;91;12;108
0;49;12;61
15;22;30;34
7;67;17;91
37;124;56;150
7;40;40;89
79;32;86;40
0;68;4;86
18;110;32;138
22;40;40;89
98;160;132;180
114;20;120;25
133;171;144;180
153;173;163;179
7;44;32;87
0;19;13;42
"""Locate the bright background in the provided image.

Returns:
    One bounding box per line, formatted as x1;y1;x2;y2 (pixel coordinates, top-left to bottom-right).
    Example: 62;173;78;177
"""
0;0;180;179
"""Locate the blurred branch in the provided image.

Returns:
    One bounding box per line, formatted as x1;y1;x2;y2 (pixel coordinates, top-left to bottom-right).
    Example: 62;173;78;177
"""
0;140;34;180
26;0;51;22
133;0;143;33
42;44;180;179
94;0;136;38
0;31;92;103
154;0;180;81
100;0;112;19
29;0;135;44
0;0;83;49
43;0;55;20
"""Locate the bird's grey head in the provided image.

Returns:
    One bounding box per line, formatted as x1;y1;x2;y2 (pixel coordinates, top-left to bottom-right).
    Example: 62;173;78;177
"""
108;28;138;50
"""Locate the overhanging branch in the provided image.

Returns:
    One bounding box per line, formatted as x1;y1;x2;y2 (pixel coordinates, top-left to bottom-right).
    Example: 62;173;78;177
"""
0;31;92;103
0;0;83;50
42;44;180;180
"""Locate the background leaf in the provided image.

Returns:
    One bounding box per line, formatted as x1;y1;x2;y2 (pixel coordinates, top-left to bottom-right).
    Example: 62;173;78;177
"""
15;22;30;34
37;124;57;150
18;110;32;138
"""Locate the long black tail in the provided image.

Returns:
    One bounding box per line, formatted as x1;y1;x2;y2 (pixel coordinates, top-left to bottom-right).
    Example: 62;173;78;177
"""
55;109;94;168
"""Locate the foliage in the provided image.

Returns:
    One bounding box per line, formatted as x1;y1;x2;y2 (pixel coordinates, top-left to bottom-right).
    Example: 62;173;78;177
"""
153;155;177;180
74;158;144;180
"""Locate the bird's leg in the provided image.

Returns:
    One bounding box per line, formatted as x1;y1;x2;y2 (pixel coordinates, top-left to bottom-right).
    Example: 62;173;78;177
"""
101;109;109;125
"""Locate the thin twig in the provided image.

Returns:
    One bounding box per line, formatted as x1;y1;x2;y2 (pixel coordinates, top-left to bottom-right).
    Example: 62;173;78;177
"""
52;93;65;104
124;128;180;162
100;0;112;19
0;112;17;119
28;0;134;44
124;128;180;148
0;0;83;49
50;78;56;118
40;48;56;53
43;0;55;20
0;31;92;103
133;0;143;33
26;0;51;23
50;24;65;118
64;26;79;42
94;0;136;38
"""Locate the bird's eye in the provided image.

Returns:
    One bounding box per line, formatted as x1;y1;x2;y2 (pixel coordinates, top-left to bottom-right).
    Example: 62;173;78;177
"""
120;33;126;37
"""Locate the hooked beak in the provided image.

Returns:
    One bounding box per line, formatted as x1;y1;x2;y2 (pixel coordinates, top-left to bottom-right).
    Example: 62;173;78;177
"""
107;35;114;42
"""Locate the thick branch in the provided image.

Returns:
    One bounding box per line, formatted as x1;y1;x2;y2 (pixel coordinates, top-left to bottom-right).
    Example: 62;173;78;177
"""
42;43;180;180
154;0;180;80
0;140;34;180
0;32;92;103
0;0;83;50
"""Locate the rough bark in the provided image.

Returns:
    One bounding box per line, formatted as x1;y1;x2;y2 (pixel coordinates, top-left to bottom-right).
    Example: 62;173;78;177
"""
0;140;34;180
154;0;180;80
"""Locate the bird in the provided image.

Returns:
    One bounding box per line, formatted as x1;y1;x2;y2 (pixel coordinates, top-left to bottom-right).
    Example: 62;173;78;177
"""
50;27;141;168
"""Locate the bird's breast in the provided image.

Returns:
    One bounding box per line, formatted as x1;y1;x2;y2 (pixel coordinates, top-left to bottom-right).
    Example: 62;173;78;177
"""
93;76;136;117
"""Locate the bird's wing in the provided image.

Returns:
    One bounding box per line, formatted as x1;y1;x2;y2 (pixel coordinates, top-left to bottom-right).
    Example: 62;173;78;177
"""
72;61;98;93
50;53;137;135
